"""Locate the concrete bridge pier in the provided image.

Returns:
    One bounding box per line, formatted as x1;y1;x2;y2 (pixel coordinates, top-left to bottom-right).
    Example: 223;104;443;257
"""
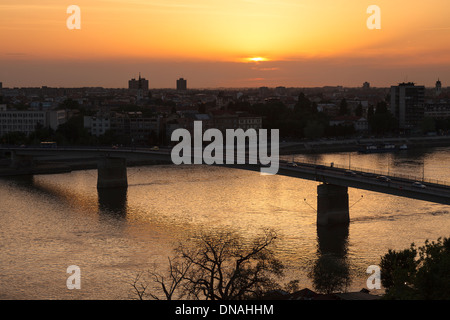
317;184;350;226
97;157;128;189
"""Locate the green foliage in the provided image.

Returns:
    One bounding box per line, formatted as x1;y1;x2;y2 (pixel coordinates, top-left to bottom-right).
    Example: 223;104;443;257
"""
368;101;397;134
58;98;80;110
0;131;28;145
229;93;330;139
338;98;348;116
354;103;363;117
380;245;418;291
303;120;325;139
55;116;94;145
420;117;436;134
380;237;450;299
415;238;450;299
435;117;450;133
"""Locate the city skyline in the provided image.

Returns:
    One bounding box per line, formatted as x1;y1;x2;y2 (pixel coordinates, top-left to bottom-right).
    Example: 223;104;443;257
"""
1;1;450;88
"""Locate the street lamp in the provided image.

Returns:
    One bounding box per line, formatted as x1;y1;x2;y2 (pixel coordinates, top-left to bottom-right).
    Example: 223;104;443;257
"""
422;159;425;182
348;152;351;169
387;156;390;176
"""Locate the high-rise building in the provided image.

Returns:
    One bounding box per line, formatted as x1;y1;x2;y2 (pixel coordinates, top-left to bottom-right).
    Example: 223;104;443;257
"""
390;82;425;130
128;73;149;99
275;86;286;96
176;78;187;91
259;86;269;98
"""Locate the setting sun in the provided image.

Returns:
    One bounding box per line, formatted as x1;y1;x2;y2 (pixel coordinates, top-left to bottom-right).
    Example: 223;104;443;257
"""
247;57;269;62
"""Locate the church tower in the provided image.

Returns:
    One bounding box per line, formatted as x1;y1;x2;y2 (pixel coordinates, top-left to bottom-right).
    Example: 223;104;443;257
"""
436;78;442;97
137;72;144;102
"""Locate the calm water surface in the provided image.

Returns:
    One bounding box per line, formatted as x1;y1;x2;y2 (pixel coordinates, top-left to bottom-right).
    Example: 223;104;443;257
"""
1;147;450;299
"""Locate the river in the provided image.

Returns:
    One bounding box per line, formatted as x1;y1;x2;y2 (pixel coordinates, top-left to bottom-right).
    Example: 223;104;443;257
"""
1;147;450;299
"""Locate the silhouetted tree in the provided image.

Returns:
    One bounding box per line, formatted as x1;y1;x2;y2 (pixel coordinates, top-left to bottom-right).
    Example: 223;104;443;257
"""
380;245;417;298
368;101;397;134
198;103;206;114
375;101;388;114
355;103;363;117
56;116;93;145
295;93;314;114
130;229;285;300
338;98;348;116
380;237;450;299
304;120;325;139
58;98;82;112
420;117;436;134
367;105;375;120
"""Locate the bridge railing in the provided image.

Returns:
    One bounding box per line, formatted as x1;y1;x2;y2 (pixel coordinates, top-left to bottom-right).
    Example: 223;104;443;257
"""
282;157;450;187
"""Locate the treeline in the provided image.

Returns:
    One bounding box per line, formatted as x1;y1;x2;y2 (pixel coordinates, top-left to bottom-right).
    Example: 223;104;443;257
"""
0;116;100;146
228;94;398;139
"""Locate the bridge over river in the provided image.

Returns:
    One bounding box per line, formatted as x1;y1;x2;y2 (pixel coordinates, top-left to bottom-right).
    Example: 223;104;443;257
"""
1;146;450;226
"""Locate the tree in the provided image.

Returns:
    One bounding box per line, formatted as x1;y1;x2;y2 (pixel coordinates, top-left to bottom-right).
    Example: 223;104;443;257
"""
130;257;192;300
355;103;363;117
55;115;93;145
368;101;397;135
380;237;450;299
28;122;55;144
367;105;375;120
295;93;314;114
420;117;436;134
198;103;206;114
131;229;285;300
414;238;450;299
375;101;388;114
338;98;348;116
304;120;325;139
380;245;418;298
58;98;84;113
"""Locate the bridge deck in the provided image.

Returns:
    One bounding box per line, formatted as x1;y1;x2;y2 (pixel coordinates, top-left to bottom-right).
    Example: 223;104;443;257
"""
2;147;450;206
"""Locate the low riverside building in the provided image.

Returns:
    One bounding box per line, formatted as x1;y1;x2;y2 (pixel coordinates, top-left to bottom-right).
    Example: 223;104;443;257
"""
211;110;262;133
84;111;161;145
0;105;66;136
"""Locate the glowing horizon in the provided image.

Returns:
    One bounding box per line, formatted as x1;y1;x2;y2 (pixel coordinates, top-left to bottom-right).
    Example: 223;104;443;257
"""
1;0;450;87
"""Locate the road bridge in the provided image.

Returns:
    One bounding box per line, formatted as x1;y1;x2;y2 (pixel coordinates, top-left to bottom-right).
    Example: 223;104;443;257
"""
2;146;450;226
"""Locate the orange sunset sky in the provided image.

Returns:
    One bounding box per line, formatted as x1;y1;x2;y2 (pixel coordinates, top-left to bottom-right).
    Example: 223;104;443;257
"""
1;0;449;88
